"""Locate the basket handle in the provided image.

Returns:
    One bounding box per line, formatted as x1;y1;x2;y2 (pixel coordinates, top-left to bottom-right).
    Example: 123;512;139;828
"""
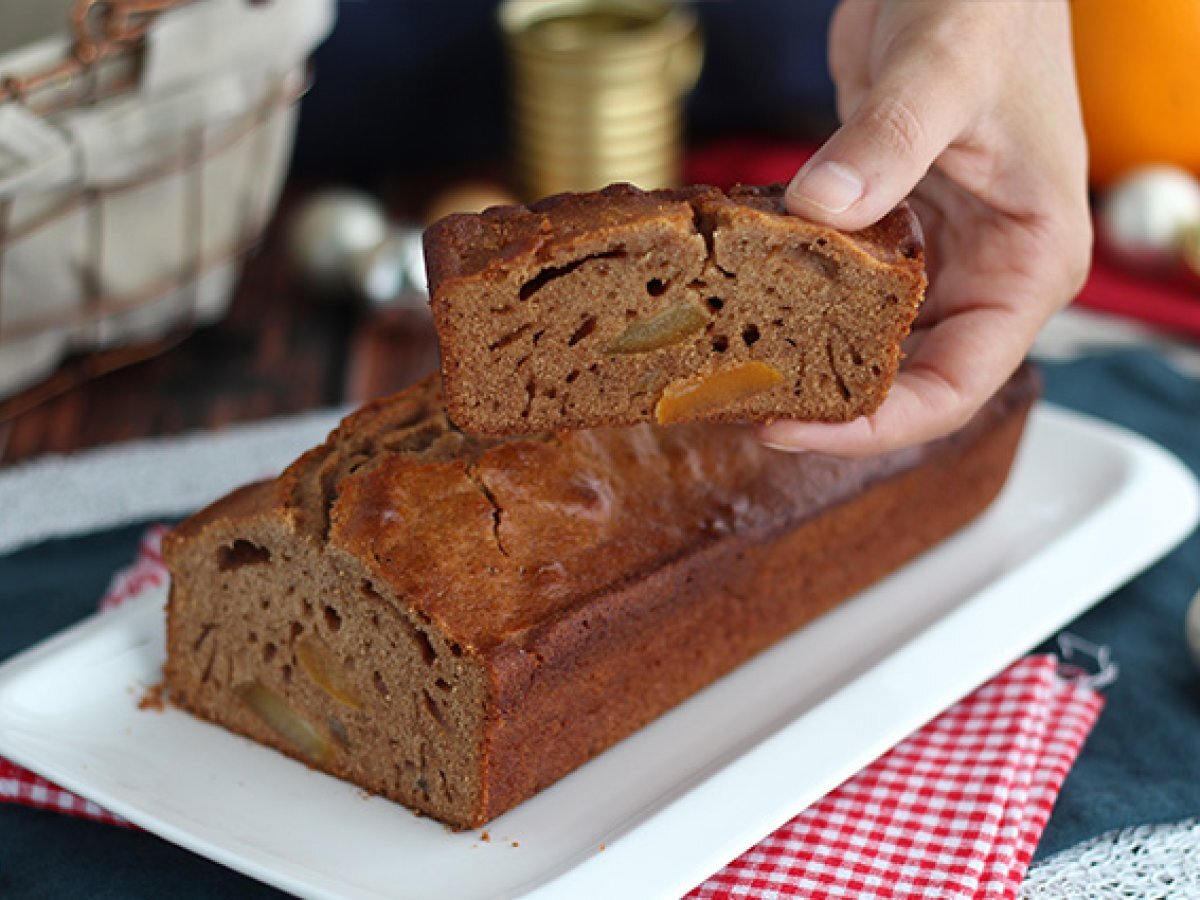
0;0;194;103
70;0;194;64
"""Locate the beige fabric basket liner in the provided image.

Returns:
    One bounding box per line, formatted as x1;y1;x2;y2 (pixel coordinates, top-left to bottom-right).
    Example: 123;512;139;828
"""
0;0;334;398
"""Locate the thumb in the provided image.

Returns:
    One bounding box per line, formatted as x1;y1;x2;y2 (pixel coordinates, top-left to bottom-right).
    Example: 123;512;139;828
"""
786;56;973;230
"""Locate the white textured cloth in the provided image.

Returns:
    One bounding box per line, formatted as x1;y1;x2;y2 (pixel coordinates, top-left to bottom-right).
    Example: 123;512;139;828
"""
0;408;342;554
1021;820;1200;899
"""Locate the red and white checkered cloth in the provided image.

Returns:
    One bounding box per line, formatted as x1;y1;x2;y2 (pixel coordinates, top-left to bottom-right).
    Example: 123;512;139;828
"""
0;758;131;827
689;656;1103;899
97;523;171;613
1;528;1104;897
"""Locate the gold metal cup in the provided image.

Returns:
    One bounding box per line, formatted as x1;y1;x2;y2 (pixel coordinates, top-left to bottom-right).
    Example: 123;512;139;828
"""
500;0;702;200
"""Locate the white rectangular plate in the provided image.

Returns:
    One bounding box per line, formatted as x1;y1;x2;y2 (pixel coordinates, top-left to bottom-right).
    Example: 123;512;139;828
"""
0;404;1196;900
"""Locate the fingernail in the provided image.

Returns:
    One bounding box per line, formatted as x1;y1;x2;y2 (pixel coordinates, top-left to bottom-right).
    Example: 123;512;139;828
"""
761;441;808;454
788;160;864;214
758;428;809;453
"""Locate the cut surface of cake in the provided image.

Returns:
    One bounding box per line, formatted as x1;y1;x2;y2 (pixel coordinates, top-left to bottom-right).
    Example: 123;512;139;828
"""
164;365;1038;830
425;182;926;434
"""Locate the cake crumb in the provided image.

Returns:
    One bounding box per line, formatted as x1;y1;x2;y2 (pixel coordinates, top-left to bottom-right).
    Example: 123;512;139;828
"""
599;842;606;852
481;830;491;842
511;841;520;848
137;682;166;712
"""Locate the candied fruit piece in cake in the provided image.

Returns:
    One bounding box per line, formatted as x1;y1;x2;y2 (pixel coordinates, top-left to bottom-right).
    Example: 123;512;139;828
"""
236;681;332;763
606;298;709;354
424;182;926;434
656;361;785;424
296;636;364;710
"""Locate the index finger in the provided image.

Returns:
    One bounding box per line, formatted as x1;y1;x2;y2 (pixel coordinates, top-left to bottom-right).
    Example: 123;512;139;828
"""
757;302;1036;457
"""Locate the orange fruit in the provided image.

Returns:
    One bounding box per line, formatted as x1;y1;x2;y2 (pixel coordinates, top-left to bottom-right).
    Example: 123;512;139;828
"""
1071;0;1200;187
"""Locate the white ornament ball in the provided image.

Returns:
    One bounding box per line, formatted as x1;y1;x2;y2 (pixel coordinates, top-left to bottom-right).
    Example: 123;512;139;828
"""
1187;587;1200;670
348;227;430;313
1100;165;1200;271
287;190;388;291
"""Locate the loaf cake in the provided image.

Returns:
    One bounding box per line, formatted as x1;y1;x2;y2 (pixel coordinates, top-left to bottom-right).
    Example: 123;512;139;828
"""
164;365;1037;830
425;182;926;434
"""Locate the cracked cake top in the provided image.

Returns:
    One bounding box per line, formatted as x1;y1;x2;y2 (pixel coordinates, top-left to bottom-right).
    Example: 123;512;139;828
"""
230;374;1010;651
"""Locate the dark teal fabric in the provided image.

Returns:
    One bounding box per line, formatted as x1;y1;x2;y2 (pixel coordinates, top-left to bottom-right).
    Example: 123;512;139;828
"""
0;350;1196;894
1031;352;1200;861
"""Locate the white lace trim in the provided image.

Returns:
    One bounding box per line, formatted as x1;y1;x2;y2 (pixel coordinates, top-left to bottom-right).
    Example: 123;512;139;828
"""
1021;819;1200;898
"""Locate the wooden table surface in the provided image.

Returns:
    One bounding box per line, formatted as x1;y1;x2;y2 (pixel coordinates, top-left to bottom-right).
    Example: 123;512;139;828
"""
0;189;442;468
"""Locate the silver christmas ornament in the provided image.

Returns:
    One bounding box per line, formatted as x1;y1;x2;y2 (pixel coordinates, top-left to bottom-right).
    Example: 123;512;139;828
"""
1099;165;1200;271
287;189;428;313
348;227;428;312
287;190;389;290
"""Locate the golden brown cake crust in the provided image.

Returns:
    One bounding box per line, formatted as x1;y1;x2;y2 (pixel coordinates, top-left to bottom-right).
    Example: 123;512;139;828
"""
303;377;953;653
424;183;923;287
164;364;1039;830
424;183;927;435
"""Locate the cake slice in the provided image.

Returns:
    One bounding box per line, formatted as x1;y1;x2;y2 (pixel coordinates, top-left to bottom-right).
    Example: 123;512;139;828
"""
163;364;1038;830
424;183;926;434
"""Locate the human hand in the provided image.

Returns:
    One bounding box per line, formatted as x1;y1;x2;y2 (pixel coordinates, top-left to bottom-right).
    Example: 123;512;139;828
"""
760;0;1092;456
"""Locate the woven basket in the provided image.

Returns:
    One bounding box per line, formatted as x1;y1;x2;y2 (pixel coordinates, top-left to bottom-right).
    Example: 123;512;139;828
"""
0;0;334;399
